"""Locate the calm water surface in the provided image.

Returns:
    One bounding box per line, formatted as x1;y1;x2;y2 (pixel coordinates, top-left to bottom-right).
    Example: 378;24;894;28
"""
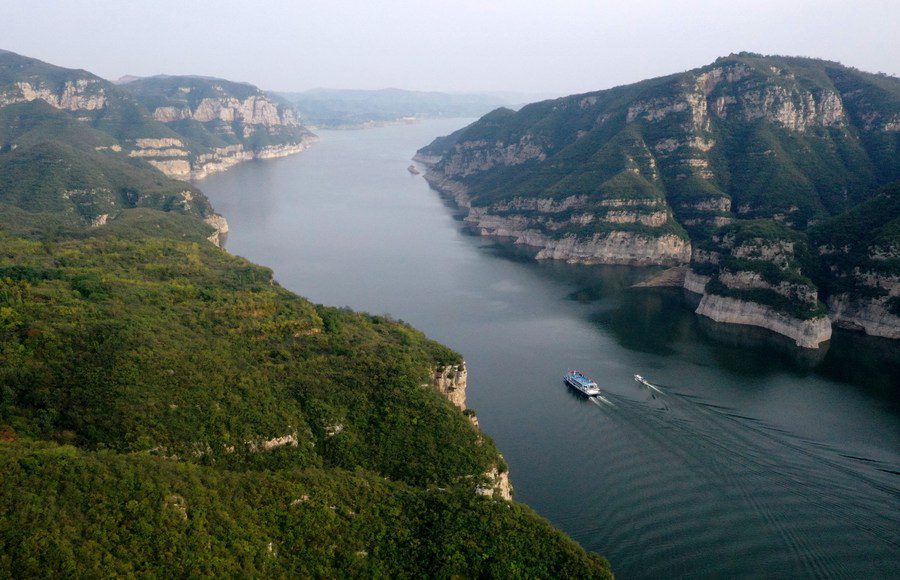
201;119;899;579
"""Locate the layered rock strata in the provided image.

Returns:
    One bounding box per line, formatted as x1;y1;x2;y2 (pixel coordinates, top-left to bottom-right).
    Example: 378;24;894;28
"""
694;293;832;348
420;169;691;266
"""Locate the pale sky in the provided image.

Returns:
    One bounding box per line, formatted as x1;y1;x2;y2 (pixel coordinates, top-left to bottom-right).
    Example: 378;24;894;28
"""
2;0;898;95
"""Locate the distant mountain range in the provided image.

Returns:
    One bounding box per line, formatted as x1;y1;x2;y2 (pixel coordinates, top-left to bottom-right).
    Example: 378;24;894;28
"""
280;88;541;128
417;53;899;347
0;49;320;241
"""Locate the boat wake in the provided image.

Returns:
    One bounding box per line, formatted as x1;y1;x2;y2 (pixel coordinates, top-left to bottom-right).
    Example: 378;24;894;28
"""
579;376;900;578
591;395;616;408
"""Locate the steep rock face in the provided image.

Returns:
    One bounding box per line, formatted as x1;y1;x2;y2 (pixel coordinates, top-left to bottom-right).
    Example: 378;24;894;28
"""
695;294;832;348
432;363;468;412
828;295;900;339
422;168;691;266
684;221;832;347
432;362;512;499
120;76;316;179
204;214;230;247
532;232;689;265
683;270;711;294
0;78;107;111
419;54;899;342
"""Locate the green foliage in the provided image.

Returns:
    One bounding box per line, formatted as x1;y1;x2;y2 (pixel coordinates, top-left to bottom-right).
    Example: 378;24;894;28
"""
0;49;611;575
0;227;497;485
419;54;899;315
809;182;900;295
0;441;612;578
0;218;610;575
0;141;211;229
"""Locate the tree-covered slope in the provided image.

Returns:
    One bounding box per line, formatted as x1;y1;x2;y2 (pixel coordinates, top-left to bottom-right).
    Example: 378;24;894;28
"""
0;48;611;571
0;441;610;577
418;53;900;344
0;50;315;181
0;99;220;239
0;213;610;576
0;225;496;483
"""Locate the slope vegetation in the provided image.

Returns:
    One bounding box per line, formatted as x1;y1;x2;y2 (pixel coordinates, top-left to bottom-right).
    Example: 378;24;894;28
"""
418;53;900;346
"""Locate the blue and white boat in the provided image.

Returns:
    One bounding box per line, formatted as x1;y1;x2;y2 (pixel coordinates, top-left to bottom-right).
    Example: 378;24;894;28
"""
564;370;601;396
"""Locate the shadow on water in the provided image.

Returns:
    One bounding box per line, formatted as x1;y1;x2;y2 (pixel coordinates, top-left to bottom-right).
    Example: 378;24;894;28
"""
486;238;899;398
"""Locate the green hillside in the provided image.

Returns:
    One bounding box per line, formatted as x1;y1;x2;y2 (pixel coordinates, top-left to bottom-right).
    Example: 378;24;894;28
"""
0;50;611;576
419;53;900;331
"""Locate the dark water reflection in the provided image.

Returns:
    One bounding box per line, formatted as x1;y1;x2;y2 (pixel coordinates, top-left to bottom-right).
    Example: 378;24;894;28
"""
200;120;899;579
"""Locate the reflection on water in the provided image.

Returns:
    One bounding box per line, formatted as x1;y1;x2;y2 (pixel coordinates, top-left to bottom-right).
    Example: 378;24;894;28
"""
200;119;900;579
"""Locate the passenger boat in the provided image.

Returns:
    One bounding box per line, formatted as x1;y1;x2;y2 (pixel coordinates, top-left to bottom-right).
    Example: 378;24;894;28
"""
564;370;601;396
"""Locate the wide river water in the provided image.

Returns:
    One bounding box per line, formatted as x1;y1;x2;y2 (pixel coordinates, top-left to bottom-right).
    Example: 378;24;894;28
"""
201;119;899;578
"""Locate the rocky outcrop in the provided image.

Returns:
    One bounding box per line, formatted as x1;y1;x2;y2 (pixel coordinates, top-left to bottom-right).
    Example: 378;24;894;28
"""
150;94;300;128
435;135;546;179
188;139;316;180
476;466;513;501
632;266;687;288
125;137;316;180
422;171;691;266
695;293;832;348
432;362;512;499
204;214;229;247
432;363;468;411
531;232;690;265
119;76;317;180
683;270;711;294
828;295;900;339
0;79;107;111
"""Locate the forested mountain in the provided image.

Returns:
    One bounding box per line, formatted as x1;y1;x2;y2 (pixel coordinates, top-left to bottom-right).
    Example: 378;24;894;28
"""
121;75;316;178
0;50;611;577
0;50;315;183
418;53;900;347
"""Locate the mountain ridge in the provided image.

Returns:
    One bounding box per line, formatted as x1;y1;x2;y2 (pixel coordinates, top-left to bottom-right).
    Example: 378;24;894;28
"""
417;53;899;347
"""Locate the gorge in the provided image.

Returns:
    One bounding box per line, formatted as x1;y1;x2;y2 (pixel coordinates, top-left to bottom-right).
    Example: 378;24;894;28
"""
198;118;899;578
1;43;898;578
0;50;610;577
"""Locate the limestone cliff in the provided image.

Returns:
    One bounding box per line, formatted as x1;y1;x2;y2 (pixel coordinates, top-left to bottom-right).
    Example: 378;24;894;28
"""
421;168;691;266
694;293;832;348
419;53;899;342
683;222;834;348
0;51;316;183
204;214;230;247
432;362;513;500
828;295;900;339
121;75;317;179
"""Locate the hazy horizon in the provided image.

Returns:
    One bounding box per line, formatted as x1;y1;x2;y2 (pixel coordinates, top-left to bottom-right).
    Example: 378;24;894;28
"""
3;0;898;97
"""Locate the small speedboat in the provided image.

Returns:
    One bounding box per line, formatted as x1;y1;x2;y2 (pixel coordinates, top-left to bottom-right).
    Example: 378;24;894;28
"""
634;374;663;393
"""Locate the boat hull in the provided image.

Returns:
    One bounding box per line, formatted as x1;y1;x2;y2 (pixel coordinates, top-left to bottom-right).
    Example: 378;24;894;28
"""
564;376;600;396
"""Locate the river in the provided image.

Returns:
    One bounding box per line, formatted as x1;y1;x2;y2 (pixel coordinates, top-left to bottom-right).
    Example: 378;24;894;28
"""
200;119;899;578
